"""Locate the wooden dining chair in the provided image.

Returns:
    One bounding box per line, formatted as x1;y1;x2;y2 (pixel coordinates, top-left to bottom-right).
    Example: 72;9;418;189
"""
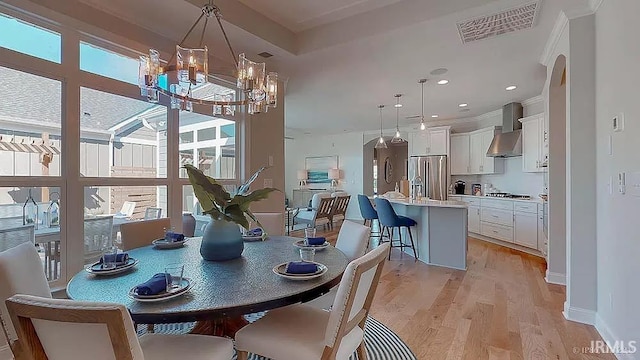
305;220;371;310
5;294;235;360
120;218;171;251
235;242;390;360
0;242;52;360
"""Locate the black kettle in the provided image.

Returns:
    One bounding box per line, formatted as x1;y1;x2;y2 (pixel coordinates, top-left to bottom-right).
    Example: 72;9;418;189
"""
454;180;466;195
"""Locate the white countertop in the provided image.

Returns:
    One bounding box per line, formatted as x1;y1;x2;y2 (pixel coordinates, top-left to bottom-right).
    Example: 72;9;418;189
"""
449;194;543;203
387;198;468;209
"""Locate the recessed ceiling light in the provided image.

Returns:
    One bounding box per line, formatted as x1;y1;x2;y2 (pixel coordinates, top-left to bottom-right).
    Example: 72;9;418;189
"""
431;115;439;118
458;103;468;107
506;85;517;91
437;80;449;85
430;68;448;76
394;104;403;108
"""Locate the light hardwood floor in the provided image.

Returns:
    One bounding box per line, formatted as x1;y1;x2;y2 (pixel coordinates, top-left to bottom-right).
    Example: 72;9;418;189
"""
293;223;614;360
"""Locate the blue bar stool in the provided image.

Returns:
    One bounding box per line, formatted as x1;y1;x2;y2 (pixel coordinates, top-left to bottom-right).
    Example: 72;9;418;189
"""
374;198;418;261
357;194;381;238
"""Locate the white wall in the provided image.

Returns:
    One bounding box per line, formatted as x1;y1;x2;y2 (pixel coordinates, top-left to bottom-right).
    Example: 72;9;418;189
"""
453;157;545;197
285;132;364;220
594;0;640;352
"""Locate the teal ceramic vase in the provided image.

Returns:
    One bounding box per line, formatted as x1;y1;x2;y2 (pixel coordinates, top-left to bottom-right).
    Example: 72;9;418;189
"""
200;218;244;261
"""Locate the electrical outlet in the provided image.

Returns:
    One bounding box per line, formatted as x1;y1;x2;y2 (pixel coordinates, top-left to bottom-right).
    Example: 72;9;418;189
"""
263;178;273;188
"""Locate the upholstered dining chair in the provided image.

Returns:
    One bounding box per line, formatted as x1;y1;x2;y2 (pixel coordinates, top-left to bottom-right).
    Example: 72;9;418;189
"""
305;220;371;310
252;212;285;236
0;242;52;360
5;294;234;360
357;194;380;238
235;242;390;360
120;218;171;251
294;192;334;229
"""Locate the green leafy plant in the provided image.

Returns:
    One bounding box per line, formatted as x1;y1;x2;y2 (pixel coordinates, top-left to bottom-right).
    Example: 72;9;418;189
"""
184;164;278;230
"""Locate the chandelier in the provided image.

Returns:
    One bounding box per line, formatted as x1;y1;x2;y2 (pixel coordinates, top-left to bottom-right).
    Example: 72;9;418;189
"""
138;1;278;115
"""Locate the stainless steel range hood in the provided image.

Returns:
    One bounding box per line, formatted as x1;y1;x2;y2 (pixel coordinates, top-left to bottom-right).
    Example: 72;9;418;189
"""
487;102;523;157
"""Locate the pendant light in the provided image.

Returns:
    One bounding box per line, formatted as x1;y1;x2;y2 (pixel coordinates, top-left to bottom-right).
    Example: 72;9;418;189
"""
391;94;405;143
375;105;388;149
419;79;427;130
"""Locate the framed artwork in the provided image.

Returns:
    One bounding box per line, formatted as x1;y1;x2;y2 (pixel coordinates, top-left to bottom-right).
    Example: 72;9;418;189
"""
305;156;338;186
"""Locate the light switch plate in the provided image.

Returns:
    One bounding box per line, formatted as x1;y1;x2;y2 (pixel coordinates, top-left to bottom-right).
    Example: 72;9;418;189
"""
263;178;273;188
268;155;274;166
618;172;626;194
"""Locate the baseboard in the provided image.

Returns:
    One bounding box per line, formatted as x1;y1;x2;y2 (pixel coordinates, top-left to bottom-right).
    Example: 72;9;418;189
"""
0;345;12;360
563;303;596;325
595;313;637;360
545;269;567;285
469;233;545;258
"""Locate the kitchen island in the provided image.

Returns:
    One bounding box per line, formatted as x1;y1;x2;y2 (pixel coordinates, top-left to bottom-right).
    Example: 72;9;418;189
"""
387;198;468;270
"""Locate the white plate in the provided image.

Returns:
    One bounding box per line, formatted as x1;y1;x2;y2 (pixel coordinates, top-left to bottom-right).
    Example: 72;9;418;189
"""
152;238;188;249
85;258;139;276
293;239;330;251
272;262;328;281
243;235;264;242
128;278;192;302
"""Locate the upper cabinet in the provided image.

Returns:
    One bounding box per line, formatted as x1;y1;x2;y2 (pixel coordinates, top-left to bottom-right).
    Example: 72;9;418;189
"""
450;127;503;175
520;114;547;173
409;126;450;157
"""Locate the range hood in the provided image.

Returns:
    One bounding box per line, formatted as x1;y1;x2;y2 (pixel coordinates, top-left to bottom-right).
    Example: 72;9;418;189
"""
486;102;523;157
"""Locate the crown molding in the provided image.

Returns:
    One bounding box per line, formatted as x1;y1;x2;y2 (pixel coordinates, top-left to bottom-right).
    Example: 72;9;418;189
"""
539;11;569;66
474;109;502;122
522;95;544;107
589;0;604;13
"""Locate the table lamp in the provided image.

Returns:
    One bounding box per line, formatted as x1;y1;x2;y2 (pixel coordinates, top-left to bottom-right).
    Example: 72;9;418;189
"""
328;168;340;190
297;170;308;188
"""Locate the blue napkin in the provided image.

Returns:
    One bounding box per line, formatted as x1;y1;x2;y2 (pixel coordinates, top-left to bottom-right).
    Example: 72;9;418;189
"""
306;237;326;246
285;261;318;274
165;232;185;242
135;273;170;296
99;253;129;265
245;228;263;236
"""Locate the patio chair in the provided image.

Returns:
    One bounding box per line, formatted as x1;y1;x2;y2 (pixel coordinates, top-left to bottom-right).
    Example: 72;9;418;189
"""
235;243;390;360
144;207;163;220
5;294;234;360
294;192;334;230
84;216;114;264
0;225;35;252
114;201;136;219
0;242;52;360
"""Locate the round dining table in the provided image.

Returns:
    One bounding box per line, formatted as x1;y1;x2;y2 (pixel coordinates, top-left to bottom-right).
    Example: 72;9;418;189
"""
67;236;349;332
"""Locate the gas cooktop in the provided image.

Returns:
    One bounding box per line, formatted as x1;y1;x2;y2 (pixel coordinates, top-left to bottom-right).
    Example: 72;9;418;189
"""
485;193;532;200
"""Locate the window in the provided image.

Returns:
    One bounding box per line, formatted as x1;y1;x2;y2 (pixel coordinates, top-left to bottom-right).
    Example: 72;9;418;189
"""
0;67;62;177
0;13;61;63
80;42;139;85
80;87;166;178
180;131;194;144
220;124;235;138
197;127;216;141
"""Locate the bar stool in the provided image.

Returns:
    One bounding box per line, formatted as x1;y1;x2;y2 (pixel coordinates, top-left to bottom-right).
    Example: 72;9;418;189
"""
374;198;418;261
357;194;381;238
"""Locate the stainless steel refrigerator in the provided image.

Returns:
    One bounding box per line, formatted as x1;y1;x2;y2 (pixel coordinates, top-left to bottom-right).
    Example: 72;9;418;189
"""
408;155;449;200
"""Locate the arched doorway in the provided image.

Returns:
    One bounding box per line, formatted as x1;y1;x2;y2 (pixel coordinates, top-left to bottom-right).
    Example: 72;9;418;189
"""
362;137;408;196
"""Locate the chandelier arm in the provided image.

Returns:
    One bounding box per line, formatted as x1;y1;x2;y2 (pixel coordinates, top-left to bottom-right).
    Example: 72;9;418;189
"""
199;16;209;49
214;9;239;67
167;12;206;66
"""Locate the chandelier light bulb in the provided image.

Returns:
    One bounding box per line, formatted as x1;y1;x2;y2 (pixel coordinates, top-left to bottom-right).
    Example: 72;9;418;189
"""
395;130;401;138
420;122;426;131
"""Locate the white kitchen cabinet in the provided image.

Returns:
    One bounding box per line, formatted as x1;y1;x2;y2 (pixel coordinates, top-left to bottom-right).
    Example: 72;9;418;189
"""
520;114;546;173
450;134;470;175
537;204;547;256
468;206;480;233
480;129;496;174
409;126;450;157
514;211;538;248
469;132;483;174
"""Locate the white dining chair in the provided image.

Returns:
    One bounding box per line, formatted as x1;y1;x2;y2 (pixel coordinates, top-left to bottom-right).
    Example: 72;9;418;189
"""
5;294;234;360
252;212;284;236
0;242;52;360
305;220;371;310
235;242;390;360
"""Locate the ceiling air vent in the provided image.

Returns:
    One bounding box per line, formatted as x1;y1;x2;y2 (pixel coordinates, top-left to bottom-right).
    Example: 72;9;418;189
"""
257;52;273;58
457;1;541;44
